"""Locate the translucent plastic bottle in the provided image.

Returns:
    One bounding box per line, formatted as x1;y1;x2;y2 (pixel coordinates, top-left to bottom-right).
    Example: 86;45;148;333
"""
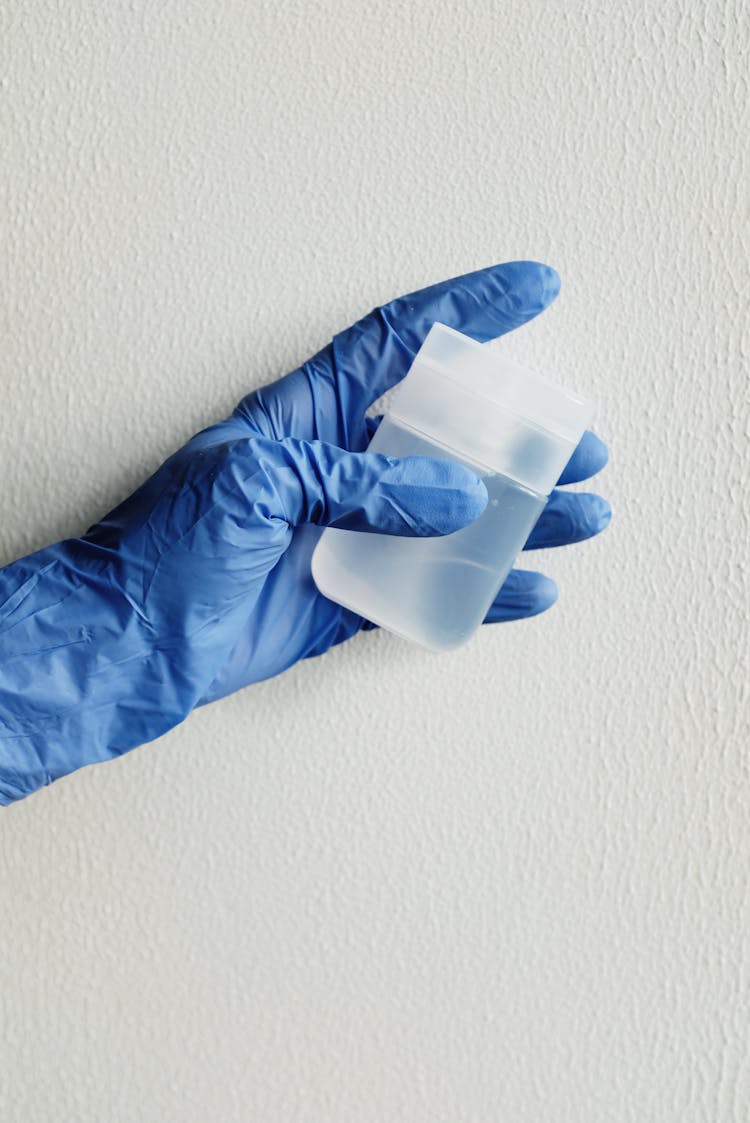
311;322;592;652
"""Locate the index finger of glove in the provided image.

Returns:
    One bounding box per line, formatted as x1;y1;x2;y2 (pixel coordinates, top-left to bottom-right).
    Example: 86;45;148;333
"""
331;260;561;419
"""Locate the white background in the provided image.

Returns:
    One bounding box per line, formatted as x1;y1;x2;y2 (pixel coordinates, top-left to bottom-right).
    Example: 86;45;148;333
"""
1;2;748;1120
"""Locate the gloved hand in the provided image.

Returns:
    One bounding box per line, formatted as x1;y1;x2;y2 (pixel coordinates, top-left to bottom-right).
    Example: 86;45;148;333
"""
0;261;610;805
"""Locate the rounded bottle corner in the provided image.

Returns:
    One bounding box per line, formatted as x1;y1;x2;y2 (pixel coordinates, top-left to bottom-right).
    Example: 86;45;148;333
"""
310;539;333;602
425;628;477;654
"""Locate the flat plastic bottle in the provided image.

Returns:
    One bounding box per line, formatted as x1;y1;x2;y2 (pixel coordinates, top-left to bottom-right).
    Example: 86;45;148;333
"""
311;322;592;651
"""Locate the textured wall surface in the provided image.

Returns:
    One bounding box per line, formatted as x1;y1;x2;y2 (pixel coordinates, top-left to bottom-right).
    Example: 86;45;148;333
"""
1;2;748;1120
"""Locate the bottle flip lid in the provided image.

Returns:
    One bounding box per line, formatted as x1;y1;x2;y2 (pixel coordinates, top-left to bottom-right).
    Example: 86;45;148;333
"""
389;322;594;490
413;322;592;442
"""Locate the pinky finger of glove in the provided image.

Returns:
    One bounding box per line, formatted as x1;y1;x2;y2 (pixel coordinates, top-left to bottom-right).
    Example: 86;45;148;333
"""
483;569;558;624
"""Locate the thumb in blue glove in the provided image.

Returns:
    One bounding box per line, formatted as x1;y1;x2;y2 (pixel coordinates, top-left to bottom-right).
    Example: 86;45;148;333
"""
0;434;485;804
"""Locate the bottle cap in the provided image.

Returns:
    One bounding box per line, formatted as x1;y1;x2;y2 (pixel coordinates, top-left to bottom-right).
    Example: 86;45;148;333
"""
389;322;593;493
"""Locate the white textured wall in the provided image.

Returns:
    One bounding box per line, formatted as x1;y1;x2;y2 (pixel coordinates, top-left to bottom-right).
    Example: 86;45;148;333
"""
1;2;748;1119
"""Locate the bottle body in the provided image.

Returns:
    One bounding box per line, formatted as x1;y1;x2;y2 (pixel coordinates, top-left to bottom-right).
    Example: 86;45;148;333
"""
311;416;546;651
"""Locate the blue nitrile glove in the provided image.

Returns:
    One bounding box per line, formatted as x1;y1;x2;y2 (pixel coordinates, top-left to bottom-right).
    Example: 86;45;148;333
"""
0;262;610;805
